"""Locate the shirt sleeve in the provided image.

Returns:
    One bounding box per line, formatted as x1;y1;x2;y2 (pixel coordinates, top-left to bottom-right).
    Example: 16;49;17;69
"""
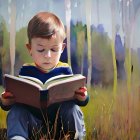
74;94;90;106
0;96;12;111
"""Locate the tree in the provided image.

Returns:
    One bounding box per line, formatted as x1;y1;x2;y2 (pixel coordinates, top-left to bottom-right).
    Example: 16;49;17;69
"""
0;17;3;85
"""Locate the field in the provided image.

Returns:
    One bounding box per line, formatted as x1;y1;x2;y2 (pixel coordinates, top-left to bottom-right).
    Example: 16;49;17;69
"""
0;86;7;140
1;82;140;139
82;84;140;140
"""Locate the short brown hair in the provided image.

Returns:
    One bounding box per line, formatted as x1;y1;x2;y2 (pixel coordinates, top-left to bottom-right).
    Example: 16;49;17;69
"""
27;12;66;44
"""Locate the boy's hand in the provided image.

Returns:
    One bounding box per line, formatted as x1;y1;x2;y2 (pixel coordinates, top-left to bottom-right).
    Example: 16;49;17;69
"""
75;87;87;101
1;91;15;106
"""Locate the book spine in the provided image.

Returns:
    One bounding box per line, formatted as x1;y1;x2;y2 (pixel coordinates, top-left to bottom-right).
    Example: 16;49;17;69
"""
40;90;48;101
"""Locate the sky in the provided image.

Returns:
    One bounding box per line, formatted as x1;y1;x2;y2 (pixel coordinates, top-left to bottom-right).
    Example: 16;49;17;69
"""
0;0;140;49
0;0;113;35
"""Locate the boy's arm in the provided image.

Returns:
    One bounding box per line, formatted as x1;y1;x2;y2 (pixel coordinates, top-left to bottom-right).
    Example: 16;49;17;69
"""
74;87;89;106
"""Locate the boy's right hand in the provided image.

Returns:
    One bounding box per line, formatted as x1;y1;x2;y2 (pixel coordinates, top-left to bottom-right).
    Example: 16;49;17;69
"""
1;91;15;106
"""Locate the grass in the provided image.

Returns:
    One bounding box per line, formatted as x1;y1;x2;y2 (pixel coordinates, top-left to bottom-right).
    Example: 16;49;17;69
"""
0;86;6;128
1;83;140;139
0;86;7;140
82;81;140;140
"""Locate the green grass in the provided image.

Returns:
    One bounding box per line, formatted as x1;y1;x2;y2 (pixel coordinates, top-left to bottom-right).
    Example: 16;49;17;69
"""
1;84;140;139
82;83;140;140
0;86;7;140
0;86;6;128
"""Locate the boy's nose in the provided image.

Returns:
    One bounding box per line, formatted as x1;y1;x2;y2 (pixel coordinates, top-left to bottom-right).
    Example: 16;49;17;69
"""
44;50;51;58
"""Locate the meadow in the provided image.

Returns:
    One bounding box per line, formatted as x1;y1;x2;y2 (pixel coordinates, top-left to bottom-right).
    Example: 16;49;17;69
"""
1;80;140;140
0;86;7;140
82;83;140;140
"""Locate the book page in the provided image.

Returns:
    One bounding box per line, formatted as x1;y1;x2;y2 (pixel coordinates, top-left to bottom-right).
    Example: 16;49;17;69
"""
19;75;43;85
43;74;85;89
4;74;43;90
44;74;73;84
19;74;74;85
46;75;86;106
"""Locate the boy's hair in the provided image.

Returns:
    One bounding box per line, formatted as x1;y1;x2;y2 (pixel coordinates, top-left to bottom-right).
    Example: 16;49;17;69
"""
27;12;66;44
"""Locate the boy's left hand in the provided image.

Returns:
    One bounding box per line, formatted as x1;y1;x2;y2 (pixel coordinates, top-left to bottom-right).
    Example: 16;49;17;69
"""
75;87;87;101
1;91;15;106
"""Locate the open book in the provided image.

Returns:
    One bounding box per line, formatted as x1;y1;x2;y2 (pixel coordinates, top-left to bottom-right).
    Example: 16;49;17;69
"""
4;74;86;108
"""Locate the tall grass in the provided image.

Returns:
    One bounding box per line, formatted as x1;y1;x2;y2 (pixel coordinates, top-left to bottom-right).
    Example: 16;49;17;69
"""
1;83;140;139
82;81;140;140
0;86;6;128
0;86;7;140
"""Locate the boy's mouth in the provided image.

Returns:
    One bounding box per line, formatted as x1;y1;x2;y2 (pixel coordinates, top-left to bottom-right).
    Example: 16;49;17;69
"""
43;62;51;64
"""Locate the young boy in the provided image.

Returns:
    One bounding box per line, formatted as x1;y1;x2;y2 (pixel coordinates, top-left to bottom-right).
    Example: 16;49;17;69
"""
0;12;89;140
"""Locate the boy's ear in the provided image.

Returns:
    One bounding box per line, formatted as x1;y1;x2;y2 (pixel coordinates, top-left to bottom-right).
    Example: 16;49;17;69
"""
26;44;32;55
61;43;66;53
26;43;31;50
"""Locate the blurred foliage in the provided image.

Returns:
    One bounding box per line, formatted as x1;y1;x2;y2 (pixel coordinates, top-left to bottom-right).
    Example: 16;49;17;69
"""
74;22;86;65
91;31;114;85
16;27;32;63
1;19;10;66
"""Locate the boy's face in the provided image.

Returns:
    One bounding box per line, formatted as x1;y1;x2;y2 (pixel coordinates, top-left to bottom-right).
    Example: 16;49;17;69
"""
26;34;65;71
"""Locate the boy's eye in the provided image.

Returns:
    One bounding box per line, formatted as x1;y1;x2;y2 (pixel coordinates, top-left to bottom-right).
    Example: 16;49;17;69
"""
51;48;59;52
37;49;45;52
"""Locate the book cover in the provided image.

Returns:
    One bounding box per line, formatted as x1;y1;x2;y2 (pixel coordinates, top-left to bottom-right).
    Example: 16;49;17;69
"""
4;74;86;108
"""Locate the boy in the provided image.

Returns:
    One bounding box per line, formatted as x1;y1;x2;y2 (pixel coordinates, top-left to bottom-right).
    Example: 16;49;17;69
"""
0;12;89;140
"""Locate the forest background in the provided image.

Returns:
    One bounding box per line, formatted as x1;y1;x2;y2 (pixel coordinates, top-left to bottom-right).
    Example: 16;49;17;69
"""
1;0;140;139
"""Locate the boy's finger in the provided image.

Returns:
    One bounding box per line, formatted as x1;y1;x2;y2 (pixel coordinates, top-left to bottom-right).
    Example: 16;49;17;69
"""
75;91;85;97
78;87;87;93
2;92;14;99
